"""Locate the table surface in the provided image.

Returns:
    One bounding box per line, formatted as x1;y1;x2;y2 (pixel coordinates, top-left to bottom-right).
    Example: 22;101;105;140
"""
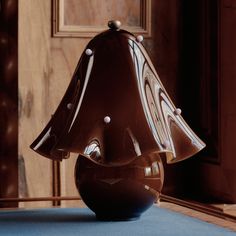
0;206;235;236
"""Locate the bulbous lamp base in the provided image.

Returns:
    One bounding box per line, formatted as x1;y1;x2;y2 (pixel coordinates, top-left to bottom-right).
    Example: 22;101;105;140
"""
75;154;164;221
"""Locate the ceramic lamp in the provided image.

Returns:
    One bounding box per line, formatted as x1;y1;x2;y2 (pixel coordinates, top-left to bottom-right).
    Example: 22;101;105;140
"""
30;20;205;220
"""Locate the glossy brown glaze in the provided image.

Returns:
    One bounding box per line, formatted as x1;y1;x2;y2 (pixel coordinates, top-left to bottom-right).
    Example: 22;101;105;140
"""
30;27;205;164
75;152;164;220
30;21;205;219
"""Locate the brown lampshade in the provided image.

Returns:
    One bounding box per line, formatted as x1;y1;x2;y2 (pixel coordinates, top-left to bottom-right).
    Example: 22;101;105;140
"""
30;25;205;165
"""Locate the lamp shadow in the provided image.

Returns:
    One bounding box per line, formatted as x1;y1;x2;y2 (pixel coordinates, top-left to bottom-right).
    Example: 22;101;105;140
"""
0;209;98;223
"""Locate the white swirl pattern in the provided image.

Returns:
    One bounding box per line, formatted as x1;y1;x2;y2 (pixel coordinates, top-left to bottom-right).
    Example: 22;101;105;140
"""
129;39;205;163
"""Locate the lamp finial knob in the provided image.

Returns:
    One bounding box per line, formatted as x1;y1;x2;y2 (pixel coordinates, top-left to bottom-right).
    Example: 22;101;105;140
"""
108;20;121;30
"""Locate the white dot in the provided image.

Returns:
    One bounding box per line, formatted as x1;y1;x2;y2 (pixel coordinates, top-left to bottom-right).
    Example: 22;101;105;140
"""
175;108;182;115
67;103;73;109
163;140;170;148
136;35;144;43
144;185;150;190
104;116;111;124
85;48;93;56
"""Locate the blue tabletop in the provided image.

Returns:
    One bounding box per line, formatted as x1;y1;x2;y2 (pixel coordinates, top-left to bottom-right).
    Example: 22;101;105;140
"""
0;206;235;236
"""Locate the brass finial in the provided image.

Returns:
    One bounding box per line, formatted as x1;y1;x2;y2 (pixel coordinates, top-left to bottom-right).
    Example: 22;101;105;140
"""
108;20;121;30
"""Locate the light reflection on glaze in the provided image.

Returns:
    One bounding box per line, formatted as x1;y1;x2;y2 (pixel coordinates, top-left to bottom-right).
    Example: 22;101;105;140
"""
68;55;94;132
128;38;205;163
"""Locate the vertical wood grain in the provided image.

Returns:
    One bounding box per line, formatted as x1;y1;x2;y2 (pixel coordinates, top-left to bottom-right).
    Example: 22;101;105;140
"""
64;0;141;27
53;0;151;37
18;0;89;207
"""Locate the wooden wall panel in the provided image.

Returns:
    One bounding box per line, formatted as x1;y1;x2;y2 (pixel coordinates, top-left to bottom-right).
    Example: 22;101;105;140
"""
19;0;53;208
53;0;151;37
18;0;89;207
164;0;236;203
64;0;141;26
191;0;236;203
203;0;236;201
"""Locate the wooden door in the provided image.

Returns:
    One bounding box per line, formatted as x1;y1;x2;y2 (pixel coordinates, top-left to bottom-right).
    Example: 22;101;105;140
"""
18;0;88;208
